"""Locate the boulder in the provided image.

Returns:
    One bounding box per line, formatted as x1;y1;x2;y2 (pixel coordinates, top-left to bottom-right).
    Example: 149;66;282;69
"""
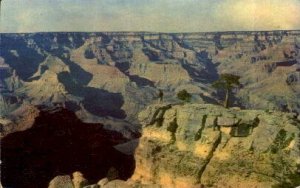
72;171;89;188
217;116;239;127
97;178;109;187
103;180;131;188
48;175;74;188
83;185;99;188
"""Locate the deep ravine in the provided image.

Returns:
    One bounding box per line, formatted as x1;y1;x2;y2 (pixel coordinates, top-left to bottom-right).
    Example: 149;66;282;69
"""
1;107;137;188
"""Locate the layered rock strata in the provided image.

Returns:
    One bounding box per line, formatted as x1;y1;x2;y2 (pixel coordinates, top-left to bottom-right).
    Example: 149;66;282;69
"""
131;104;300;188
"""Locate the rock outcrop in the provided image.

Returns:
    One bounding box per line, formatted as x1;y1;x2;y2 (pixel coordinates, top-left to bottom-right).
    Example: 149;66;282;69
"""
131;103;300;188
72;171;89;188
48;175;74;188
0;105;40;137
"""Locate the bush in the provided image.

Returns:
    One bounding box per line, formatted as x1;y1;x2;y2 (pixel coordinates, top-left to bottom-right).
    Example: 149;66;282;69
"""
106;167;119;181
177;89;191;102
167;119;178;133
84;48;95;59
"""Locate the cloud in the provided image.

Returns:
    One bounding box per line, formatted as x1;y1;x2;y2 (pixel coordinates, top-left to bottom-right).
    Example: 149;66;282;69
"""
214;0;300;31
0;0;299;33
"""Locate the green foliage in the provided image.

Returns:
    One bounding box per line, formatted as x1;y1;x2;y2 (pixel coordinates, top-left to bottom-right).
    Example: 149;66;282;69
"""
283;133;295;148
272;173;300;188
271;158;300;188
270;129;295;154
212;74;241;90
167;118;178;143
270;129;286;153
106;167;119;181
212;73;241;108
194;115;207;141
177;89;191;102
155;117;164;127
167;118;178;133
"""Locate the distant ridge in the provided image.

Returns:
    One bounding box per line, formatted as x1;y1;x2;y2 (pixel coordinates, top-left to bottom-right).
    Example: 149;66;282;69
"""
1;29;300;35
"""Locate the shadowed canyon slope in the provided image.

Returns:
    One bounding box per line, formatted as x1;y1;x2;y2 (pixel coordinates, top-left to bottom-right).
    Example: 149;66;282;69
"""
1;107;136;188
1;31;300;123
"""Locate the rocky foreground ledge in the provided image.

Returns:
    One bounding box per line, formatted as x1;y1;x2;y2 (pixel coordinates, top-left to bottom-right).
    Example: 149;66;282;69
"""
130;103;300;188
46;103;300;188
0;106;136;188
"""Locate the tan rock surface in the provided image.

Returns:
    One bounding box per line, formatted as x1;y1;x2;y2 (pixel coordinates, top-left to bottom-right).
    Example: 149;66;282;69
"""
131;103;300;188
72;171;89;188
48;175;73;188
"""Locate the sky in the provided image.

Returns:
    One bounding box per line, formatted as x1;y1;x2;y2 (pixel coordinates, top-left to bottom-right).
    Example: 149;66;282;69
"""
1;0;300;33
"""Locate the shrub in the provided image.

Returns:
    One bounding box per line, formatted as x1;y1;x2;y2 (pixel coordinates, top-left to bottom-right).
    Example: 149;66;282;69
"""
167;119;178;133
167;118;178;143
177;89;191;102
106;167;119;181
84;48;95;59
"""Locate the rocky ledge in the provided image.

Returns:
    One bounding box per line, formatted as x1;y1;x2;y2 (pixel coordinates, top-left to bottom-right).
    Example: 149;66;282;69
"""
5;103;299;188
130;103;300;188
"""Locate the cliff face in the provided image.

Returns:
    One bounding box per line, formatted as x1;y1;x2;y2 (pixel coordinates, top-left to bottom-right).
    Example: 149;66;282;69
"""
131;104;300;188
1;31;300;124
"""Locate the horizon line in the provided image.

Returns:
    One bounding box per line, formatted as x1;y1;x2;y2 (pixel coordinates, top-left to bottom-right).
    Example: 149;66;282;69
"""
1;29;300;35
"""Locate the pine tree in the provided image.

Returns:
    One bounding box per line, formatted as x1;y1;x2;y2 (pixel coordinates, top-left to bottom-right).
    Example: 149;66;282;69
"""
212;74;240;108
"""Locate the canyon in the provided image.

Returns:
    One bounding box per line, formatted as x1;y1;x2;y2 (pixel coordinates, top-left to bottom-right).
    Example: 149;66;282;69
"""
0;31;300;187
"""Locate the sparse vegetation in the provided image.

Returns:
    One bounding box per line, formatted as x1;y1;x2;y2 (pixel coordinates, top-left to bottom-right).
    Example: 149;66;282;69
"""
167;118;178;133
177;89;191;102
84;48;95;59
167;118;178;143
194;115;207;141
158;89;164;102
269;129;295;154
212;73;241;108
269;129;299;188
270;150;300;188
272;172;300;188
107;167;119;181
156;117;164;127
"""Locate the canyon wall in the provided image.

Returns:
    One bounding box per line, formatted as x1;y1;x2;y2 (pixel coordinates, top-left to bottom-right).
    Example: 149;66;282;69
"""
1;31;300;125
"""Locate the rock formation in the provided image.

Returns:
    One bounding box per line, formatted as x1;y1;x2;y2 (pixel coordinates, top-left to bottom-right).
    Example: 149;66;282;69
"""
131;103;300;188
44;103;300;188
48;176;74;188
1;31;300;123
1;31;300;188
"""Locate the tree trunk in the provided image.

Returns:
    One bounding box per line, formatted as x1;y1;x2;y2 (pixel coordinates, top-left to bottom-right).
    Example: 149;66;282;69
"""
224;89;229;108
